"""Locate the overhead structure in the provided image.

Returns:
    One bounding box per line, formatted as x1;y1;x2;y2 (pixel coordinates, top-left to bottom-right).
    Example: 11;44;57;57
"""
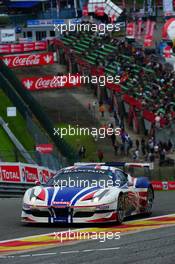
87;0;122;20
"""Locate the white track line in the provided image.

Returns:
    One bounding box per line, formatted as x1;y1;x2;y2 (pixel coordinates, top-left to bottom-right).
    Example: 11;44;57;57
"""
0;213;175;243
0;247;121;258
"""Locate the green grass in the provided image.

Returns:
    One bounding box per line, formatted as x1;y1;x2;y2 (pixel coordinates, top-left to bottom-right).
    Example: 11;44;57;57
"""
0;127;16;162
0;127;25;162
56;123;97;161
0;89;35;155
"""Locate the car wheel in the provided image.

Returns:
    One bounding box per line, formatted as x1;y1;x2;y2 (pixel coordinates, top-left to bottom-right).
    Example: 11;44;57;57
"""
116;194;125;224
144;186;154;215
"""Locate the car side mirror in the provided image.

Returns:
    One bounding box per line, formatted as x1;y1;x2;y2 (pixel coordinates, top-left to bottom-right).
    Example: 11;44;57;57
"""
35;180;41;186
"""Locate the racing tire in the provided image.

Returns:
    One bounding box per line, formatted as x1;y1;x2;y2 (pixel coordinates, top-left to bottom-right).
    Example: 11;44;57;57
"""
144;186;154;216
116;194;125;224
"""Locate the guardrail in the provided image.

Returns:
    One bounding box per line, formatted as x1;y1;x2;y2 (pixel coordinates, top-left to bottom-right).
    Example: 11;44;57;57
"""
0;182;34;197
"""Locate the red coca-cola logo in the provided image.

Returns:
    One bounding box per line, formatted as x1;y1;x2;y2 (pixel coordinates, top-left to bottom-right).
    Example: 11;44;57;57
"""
22;74;81;90
35;77;63;89
1;52;54;68
13;54;40;66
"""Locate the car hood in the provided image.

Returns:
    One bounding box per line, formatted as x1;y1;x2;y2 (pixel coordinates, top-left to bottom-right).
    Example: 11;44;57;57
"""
32;186;102;206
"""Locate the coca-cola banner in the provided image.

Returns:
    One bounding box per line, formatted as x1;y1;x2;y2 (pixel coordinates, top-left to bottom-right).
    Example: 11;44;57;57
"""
0;41;47;54
22;74;81;90
1;52;54;68
0;162;56;183
0;165;20;182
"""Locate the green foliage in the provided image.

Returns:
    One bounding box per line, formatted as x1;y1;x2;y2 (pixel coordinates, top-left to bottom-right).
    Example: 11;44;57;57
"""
0;89;35;153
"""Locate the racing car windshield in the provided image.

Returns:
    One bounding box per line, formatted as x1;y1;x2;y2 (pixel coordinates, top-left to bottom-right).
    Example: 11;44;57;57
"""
46;169;118;188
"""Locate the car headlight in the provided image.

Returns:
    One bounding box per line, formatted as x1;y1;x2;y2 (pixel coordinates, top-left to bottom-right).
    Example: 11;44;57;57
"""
31;196;36;204
92;197;99;203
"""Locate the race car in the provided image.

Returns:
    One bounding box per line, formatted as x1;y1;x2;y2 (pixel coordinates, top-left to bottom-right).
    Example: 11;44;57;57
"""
21;162;154;224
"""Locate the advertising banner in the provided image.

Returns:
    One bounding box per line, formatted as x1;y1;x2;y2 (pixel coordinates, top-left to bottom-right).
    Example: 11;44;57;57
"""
144;35;153;47
95;6;105;16
36;144;53;154
126;22;136;38
0;163;56;183
82;5;89;16
1;52;54;68
22;74;81;90
151;181;175;190
0;165;20;182
163;0;173;13
21;165;39;183
0;29;16;43
163;45;172;58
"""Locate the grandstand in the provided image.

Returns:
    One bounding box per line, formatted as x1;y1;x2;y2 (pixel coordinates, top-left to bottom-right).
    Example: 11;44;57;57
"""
54;25;175;142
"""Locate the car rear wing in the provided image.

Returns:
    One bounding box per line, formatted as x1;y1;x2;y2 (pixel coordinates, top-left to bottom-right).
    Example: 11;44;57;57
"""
74;162;154;170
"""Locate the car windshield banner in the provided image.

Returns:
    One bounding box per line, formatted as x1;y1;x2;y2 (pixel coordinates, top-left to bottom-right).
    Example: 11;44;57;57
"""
1;52;54;68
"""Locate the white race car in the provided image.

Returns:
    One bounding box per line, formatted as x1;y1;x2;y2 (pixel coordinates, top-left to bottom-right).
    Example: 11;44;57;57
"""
21;162;154;224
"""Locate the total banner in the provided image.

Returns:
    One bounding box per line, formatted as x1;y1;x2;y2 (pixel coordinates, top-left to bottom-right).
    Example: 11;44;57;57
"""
0;163;56;184
0;41;47;54
0;165;21;182
1;52;54;68
22;74;81;90
151;181;175;190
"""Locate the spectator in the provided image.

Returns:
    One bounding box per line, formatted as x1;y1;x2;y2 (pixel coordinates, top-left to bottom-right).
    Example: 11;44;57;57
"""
135;149;139;161
97;150;104;162
111;132;116;146
136;139;140;150
114;144;118;156
79;145;86;159
159;149;166;166
141;138;146;155
99;103;105;117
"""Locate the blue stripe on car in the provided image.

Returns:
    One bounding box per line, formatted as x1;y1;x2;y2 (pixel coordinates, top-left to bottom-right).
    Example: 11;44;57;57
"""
53;187;83;204
47;187;55;206
71;187;100;206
